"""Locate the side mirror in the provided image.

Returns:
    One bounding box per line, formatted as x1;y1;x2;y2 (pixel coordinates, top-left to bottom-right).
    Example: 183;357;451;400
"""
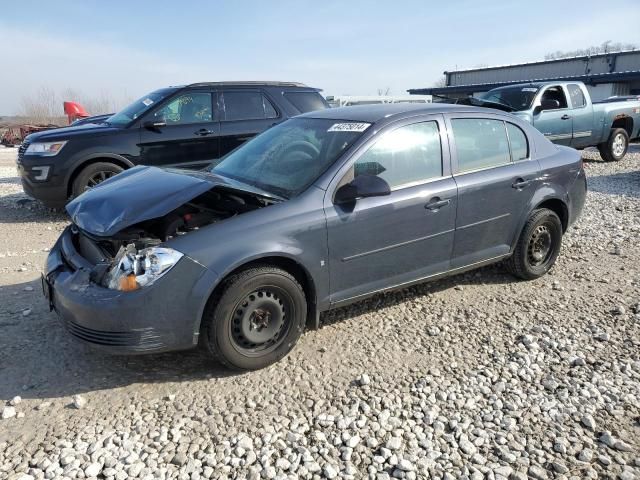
334;174;391;204
536;98;561;112
143;120;166;130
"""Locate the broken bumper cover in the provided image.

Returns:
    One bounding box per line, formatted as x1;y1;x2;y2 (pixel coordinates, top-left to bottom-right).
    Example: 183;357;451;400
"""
44;227;218;354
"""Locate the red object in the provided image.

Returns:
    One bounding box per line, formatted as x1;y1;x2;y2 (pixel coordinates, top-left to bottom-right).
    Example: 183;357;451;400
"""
1;125;55;147
64;101;90;124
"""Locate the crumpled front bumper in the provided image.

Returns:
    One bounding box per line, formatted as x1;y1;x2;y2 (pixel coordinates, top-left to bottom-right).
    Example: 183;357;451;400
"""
43;227;218;354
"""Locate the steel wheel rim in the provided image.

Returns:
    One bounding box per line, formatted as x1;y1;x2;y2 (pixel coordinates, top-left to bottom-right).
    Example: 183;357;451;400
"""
612;133;626;157
230;287;292;356
85;171;116;191
527;224;553;266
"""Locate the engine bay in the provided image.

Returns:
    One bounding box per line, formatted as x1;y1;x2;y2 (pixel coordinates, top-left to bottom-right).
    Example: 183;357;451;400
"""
74;187;276;263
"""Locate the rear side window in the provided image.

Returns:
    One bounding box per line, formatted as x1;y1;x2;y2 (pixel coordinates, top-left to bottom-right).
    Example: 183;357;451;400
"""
223;91;278;121
567;84;586;108
284;92;327;113
353;121;442;189
451;118;511;172
506;123;529;161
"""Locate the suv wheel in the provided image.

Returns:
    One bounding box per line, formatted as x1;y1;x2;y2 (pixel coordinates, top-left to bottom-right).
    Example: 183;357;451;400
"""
507;208;563;280
203;266;307;370
71;162;123;198
598;128;629;162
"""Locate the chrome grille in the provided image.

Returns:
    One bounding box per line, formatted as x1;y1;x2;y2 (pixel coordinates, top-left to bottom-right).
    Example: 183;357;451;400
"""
17;141;30;162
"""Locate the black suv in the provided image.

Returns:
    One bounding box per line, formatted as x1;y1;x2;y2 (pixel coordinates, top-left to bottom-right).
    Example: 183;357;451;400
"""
17;81;328;208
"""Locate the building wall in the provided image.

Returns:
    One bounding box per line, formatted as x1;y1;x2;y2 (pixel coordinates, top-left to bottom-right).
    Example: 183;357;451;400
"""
446;51;640;87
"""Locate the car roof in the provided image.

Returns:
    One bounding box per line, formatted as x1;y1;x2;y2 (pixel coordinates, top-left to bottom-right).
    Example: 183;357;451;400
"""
299;103;502;123
178;81;318;90
491;81;566;91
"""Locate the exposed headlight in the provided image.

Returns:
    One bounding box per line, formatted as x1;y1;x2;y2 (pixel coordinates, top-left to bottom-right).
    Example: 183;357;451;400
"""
104;245;183;291
26;141;68;156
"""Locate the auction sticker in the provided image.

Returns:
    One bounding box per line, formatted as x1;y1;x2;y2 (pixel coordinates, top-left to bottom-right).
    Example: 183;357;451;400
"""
142;98;154;106
522;88;538;92
328;122;371;132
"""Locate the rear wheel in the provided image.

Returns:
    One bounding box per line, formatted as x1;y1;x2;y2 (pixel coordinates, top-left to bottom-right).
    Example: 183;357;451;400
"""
598;128;629;162
71;162;123;199
507;208;563;280
202;266;307;370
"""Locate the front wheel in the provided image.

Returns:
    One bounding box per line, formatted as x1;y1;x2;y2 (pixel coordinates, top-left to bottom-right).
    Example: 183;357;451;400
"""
202;266;307;370
71;162;123;199
597;128;629;162
507;208;563;280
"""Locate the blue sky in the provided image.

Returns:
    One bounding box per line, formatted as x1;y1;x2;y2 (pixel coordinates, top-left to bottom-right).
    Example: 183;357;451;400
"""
1;0;639;114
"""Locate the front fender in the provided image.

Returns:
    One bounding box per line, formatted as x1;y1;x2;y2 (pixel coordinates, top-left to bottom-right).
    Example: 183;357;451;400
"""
64;151;135;185
188;248;324;338
167;189;330;331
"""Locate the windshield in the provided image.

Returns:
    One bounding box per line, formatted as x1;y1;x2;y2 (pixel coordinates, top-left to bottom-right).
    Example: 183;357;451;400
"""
480;86;539;111
107;88;176;126
211;118;369;198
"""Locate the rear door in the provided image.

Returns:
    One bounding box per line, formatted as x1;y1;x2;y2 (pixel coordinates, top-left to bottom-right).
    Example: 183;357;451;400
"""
447;115;539;268
217;90;281;162
532;85;573;146
325;116;458;305
567;83;595;148
138;90;220;168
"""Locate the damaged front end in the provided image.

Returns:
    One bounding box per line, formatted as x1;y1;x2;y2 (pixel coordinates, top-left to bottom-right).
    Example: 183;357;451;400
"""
65;165;280;292
44;165;280;353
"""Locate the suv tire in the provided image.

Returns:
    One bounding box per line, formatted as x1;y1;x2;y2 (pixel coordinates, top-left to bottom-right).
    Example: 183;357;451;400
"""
71;162;124;199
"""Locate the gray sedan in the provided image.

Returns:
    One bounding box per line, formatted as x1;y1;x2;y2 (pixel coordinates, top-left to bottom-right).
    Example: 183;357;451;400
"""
44;104;586;370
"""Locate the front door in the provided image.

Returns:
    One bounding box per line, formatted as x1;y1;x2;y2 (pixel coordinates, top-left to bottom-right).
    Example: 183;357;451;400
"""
447;116;540;268
217;90;282;163
325;118;457;305
139;90;220;168
532;85;573;146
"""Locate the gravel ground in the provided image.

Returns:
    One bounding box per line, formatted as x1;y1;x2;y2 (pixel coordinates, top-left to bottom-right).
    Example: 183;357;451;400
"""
0;145;639;480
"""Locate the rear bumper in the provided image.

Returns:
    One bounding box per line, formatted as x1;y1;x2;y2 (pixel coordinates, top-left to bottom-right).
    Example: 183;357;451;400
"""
568;167;587;227
44;227;218;354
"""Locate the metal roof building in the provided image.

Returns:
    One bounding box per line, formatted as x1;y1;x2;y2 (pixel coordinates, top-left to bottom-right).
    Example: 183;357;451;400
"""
409;50;640;102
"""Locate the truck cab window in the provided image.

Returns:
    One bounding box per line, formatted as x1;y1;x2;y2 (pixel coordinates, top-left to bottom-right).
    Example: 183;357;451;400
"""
567;84;586;108
540;86;568;109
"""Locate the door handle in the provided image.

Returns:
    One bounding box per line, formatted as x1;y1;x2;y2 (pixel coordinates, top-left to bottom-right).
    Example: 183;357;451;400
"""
512;178;531;189
425;198;450;211
561;114;571;120
194;128;215;136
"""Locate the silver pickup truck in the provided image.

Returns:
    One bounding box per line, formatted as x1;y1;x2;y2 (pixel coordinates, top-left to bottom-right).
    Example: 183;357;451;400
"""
475;81;640;161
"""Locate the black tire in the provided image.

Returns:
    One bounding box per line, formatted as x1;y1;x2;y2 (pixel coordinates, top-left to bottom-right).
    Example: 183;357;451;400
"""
71;162;124;199
202;266;307;371
597;128;629;162
507;208;563;280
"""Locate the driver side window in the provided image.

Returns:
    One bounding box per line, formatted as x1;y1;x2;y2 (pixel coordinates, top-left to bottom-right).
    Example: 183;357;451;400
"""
540;86;568;109
153;92;213;125
351;121;442;190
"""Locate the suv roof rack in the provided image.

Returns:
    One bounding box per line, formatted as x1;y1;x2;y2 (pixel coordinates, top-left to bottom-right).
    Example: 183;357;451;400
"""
186;81;309;88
